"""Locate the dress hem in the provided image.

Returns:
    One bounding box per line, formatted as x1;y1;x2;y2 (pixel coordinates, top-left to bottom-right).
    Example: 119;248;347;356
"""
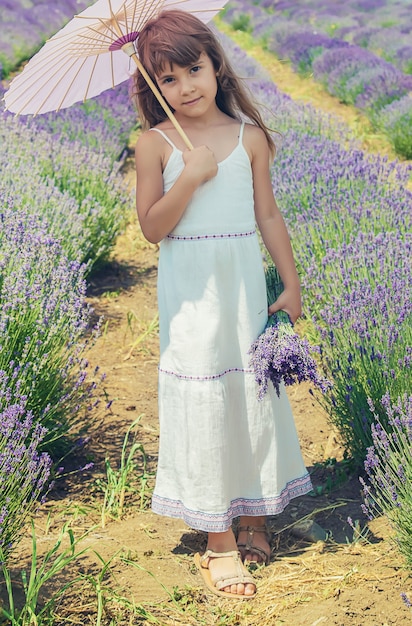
151;473;313;532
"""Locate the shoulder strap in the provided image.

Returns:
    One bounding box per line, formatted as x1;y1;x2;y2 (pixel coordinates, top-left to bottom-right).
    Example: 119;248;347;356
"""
238;121;245;143
149;128;178;150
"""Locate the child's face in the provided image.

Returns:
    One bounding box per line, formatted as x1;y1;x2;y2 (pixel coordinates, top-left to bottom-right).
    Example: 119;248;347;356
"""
155;52;218;118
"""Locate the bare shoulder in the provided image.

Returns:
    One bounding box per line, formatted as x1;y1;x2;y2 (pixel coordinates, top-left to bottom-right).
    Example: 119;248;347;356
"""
135;128;162;155
134;128;166;173
243;123;269;160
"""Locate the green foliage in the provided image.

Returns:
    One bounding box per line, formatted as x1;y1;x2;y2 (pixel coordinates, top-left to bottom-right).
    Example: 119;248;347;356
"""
231;13;253;33
0;522;91;625
94;417;153;527
296;46;326;76
403;59;412;75
0;52;13;77
381;112;412;160
0;119;133;275
124;312;159;360
310;457;356;496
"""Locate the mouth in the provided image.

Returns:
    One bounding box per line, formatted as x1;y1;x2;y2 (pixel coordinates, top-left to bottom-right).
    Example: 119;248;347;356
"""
183;97;201;106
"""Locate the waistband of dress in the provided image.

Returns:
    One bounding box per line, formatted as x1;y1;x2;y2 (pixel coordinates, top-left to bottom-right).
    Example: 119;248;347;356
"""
166;229;256;241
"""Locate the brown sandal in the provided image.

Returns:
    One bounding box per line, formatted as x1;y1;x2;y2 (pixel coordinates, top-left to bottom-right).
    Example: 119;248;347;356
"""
194;549;256;599
237;525;271;565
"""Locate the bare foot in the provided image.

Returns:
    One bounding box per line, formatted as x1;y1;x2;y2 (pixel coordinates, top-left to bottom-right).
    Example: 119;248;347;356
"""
205;529;256;597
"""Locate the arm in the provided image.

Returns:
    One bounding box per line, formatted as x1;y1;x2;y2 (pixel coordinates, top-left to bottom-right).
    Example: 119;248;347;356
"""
246;125;302;323
135;131;217;244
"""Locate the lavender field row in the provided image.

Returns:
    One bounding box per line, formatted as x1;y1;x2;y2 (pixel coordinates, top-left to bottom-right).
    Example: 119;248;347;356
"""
223;0;412;158
224;33;412;561
0;8;137;558
252;0;412;74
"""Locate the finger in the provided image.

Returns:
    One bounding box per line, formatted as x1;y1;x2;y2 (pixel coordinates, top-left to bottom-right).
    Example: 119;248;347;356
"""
268;302;285;315
268;305;297;324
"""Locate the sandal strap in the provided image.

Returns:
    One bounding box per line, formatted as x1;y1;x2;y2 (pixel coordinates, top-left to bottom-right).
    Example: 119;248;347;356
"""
236;543;270;562
238;525;271;542
201;550;255;590
238;525;268;534
237;526;271;564
216;572;255;591
200;549;240;565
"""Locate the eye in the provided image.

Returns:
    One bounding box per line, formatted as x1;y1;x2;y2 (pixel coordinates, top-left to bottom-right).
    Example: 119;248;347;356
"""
190;65;201;74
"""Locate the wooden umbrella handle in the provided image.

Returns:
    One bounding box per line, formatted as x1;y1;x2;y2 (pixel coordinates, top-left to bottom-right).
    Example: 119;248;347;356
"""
122;42;193;150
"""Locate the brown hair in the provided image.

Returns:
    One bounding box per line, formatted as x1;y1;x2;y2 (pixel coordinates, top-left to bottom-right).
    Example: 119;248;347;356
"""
132;10;276;156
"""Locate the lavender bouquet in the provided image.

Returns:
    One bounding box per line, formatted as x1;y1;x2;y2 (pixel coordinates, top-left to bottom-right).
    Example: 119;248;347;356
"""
249;264;329;399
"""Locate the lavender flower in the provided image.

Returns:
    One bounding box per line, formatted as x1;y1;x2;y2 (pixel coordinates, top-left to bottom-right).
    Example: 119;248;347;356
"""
249;265;330;399
0;111;134;273
277;31;348;75
401;593;412;609
0;204;104;454
361;394;412;569
0;403;52;561
378;95;412;159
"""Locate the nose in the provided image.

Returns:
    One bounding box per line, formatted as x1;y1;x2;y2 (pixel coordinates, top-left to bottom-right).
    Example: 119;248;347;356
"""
179;77;194;95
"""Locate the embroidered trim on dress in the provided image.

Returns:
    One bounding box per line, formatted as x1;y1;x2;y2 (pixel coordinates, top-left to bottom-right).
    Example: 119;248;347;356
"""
166;230;255;241
158;366;254;381
152;474;313;532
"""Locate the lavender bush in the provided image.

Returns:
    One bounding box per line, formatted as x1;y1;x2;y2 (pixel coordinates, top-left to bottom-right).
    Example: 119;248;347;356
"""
219;36;412;466
0;5;137;573
0;6;137;461
0;113;133;272
308;231;412;463
354;26;412;75
13;81;136;163
361;394;412;569
0;404;52;561
0;202;102;453
278;32;349;76
312;47;412;110
250;0;411;70
378;95;412;159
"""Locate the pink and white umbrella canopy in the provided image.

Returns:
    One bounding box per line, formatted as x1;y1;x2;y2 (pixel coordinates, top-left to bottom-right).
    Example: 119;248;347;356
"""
4;0;226;116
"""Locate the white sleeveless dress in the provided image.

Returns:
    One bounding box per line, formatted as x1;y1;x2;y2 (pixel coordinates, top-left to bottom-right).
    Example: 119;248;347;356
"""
150;122;312;532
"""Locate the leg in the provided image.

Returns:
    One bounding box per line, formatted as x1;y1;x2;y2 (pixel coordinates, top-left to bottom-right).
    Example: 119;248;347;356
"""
200;528;256;597
237;516;271;564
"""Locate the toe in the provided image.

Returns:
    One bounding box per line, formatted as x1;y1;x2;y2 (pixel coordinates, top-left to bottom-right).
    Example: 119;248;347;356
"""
245;582;256;596
222;582;254;597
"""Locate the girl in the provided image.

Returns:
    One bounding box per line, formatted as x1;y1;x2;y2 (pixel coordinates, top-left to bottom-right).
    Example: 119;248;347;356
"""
133;10;312;599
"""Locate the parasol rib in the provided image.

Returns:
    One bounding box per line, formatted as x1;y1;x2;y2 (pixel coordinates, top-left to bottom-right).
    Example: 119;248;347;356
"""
84;55;102;102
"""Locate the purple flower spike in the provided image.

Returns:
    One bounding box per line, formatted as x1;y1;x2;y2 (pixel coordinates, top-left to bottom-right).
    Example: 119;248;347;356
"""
249;265;330;399
361;394;412;569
